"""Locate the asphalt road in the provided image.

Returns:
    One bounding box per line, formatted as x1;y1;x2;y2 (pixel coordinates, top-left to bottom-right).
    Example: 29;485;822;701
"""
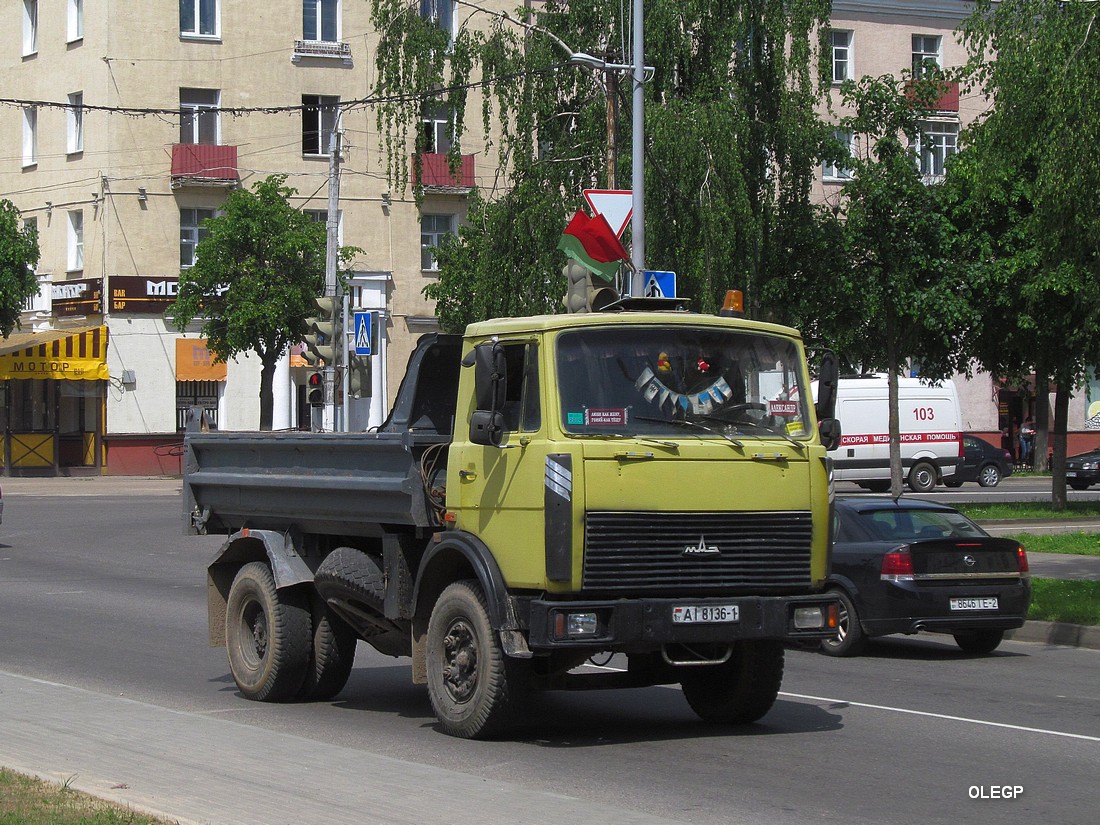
1;486;1097;825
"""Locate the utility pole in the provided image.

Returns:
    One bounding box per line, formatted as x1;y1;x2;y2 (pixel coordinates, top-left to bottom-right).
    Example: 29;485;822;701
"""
325;108;343;432
629;0;645;294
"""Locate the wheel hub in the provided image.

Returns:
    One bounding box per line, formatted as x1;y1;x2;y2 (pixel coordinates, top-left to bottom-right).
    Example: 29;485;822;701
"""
441;619;478;703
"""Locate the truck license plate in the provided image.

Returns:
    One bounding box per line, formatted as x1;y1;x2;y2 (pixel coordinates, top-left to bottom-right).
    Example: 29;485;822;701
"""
672;605;740;624
950;597;998;611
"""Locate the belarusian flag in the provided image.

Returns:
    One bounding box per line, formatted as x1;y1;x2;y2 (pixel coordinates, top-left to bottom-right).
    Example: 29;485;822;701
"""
557;210;630;281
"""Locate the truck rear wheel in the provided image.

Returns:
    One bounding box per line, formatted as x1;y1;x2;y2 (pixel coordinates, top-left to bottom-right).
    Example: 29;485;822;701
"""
426;580;526;739
225;561;311;702
679;640;784;724
297;594;357;701
314;547;410;658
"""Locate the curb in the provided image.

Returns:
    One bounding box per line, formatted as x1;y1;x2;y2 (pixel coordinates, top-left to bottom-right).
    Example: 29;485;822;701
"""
1007;620;1100;651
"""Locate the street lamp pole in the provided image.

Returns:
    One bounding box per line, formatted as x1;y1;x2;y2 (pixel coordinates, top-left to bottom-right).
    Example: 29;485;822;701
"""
630;0;645;295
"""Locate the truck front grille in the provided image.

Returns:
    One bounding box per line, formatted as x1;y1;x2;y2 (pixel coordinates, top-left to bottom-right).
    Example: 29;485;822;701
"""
582;510;814;592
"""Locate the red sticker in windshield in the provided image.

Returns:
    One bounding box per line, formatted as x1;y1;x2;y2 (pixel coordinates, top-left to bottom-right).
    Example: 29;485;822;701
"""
769;400;799;417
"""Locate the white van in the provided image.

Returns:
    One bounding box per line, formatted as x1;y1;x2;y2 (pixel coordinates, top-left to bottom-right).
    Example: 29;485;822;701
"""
832;375;963;492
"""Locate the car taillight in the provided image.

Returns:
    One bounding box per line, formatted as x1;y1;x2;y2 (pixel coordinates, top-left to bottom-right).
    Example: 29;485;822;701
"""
1017;545;1029;574
881;547;914;581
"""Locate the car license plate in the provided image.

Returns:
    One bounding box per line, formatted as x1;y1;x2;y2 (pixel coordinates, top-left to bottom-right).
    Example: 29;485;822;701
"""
672;604;739;624
1067;471;1078;477
950;597;999;611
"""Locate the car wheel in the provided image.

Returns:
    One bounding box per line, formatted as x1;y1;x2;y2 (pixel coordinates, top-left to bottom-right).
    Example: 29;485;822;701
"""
977;464;1002;487
908;461;937;493
1069;481;1091;491
952;629;1005;655
864;480;890;493
819;589;867;657
944;480;964;488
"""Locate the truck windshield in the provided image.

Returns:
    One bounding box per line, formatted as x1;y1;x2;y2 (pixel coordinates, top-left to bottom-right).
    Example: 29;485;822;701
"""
556;326;810;441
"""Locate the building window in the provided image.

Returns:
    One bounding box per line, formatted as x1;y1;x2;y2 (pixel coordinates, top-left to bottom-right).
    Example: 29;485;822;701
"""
916;120;958;180
176;380;220;431
831;30;852;83
23;0;38;56
180;88;219;145
67;92;84;154
420;0;454;41
421;213;455;271
22;106;37;167
912;34;942;77
823;129;855;181
68;0;84;42
303;0;339;41
302;95;339;156
180;208;215;268
421;104;454;153
68;210;84;272
180;0;218;37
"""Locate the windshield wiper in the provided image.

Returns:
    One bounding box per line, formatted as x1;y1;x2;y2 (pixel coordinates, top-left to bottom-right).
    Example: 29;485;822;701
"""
700;416;805;450
635;415;743;448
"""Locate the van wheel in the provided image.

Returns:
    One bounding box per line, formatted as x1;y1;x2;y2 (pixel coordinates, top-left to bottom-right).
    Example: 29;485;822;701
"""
864;480;890;493
908;462;937;493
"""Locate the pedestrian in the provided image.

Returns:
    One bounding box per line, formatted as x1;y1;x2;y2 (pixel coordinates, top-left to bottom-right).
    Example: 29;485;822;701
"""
1020;416;1036;468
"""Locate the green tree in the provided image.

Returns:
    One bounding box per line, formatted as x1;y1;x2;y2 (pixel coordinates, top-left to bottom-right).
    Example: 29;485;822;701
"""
954;0;1100;509
169;175;338;431
833;72;971;495
0;200;41;338
370;0;838;329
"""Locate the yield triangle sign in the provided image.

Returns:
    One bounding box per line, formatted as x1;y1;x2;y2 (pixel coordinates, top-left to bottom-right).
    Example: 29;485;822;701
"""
583;189;633;238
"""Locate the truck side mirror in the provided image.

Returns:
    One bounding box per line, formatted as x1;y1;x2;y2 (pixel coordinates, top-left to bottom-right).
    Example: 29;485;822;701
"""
468;342;507;446
819;417;842;452
815;350;839;421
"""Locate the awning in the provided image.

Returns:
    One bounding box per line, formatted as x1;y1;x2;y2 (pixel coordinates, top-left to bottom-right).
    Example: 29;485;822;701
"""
0;325;109;381
176;338;227;381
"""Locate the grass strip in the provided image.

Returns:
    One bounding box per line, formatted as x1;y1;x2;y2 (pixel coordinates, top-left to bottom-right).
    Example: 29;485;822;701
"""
957;500;1100;520
1029;579;1100;626
0;769;177;825
1003;532;1100;557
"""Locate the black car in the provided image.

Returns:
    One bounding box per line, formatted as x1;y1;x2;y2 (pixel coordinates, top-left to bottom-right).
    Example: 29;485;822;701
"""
944;435;1014;488
822;497;1031;656
1065;448;1100;490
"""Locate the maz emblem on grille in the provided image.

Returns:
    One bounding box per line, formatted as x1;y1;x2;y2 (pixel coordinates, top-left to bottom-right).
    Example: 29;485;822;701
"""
683;536;721;556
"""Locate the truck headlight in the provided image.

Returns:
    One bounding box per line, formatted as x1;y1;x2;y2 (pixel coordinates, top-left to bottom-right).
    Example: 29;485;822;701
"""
552;611;599;639
793;606;826;630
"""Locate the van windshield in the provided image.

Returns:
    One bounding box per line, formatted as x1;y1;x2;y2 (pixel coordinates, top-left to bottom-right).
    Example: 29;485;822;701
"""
556;327;810;441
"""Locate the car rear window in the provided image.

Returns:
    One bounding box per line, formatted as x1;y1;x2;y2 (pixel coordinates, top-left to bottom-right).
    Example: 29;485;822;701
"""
860;509;987;541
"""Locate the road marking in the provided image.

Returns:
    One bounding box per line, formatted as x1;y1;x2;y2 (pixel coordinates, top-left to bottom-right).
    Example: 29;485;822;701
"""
781;691;1100;742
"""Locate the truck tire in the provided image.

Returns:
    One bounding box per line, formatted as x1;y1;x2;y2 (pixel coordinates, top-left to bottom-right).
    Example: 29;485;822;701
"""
679;640;784;725
297;594;357;701
225;561;311;702
908;461;937;493
426;580;526;739
314;547;410;658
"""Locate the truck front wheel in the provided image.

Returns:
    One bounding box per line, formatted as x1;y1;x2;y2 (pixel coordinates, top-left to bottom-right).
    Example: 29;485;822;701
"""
426;580;526;739
225;562;311;702
679;640;784;725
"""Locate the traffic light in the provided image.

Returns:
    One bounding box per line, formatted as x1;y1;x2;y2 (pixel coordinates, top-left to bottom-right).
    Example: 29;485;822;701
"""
562;261;617;314
348;354;371;398
307;371;324;406
302;296;339;366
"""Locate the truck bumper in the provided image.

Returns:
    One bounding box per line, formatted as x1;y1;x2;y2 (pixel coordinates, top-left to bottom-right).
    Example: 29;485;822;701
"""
526;593;838;650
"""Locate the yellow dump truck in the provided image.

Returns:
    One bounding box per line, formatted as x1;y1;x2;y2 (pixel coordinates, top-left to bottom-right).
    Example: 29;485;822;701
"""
185;303;841;738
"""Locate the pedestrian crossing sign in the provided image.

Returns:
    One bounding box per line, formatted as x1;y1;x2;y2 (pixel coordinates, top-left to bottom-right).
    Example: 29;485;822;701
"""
643;270;676;299
353;311;372;356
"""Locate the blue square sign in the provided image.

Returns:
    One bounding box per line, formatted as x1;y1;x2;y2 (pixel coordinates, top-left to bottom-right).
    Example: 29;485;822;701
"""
353;311;372;356
643;270;676;298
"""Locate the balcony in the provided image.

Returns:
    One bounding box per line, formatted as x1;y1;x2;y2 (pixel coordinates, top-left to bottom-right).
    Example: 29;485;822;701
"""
292;40;353;66
412;153;475;191
171;144;239;188
905;80;960;113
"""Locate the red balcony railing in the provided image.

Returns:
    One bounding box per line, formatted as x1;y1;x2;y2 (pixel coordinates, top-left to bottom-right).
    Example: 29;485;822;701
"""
905;80;960;113
412;152;475;189
171;144;239;186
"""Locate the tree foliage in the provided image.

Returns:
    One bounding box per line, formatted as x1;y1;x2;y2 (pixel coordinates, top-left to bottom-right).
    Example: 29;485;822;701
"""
0;199;41;338
369;0;840;329
947;0;1100;507
169;175;338;430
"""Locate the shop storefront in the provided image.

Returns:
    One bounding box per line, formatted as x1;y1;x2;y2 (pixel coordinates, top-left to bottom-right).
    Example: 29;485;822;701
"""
0;325;109;475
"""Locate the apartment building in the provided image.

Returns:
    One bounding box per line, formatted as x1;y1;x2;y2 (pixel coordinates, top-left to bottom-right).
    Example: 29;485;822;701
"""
821;0;1099;458
1;0;500;474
